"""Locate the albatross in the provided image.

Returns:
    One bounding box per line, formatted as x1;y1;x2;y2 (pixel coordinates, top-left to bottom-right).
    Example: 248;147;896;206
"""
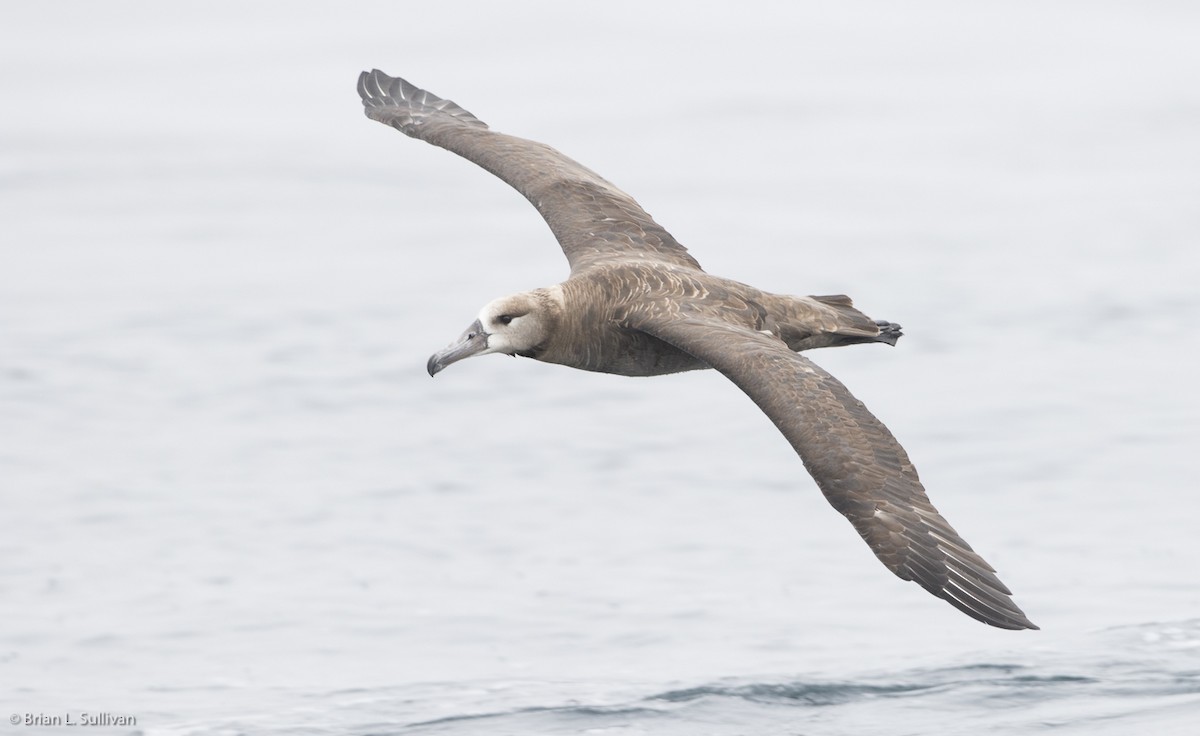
357;70;1037;631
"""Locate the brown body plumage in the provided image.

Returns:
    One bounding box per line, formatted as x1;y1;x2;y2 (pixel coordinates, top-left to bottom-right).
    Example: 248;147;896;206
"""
358;70;1036;630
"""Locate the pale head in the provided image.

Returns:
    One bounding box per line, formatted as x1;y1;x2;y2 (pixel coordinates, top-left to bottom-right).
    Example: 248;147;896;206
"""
427;288;562;376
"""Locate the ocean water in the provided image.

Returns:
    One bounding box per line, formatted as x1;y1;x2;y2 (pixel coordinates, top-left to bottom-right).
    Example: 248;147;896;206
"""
2;2;1198;734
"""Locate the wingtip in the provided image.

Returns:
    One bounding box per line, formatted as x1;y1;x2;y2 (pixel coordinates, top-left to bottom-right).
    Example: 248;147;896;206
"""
355;70;489;131
356;70;370;106
940;586;1039;631
1004;603;1040;631
997;617;1040;631
991;609;1040;631
357;69;384;110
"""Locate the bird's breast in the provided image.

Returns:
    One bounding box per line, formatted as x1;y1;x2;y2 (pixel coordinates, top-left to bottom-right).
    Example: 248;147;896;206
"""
540;323;707;377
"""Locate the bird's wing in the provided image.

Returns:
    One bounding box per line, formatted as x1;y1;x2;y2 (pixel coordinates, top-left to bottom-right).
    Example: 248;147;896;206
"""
357;70;702;273
628;311;1036;630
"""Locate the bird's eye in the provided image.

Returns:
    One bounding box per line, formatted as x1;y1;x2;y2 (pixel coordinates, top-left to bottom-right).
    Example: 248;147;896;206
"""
497;314;513;325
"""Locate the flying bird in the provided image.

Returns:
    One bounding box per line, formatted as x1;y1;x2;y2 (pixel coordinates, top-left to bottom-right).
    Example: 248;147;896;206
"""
357;70;1036;630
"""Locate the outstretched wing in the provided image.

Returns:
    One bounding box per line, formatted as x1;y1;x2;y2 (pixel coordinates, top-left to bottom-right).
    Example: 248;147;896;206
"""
357;70;702;273
630;312;1037;630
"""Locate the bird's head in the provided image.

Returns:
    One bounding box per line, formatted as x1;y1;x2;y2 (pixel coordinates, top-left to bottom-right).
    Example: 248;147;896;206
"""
426;289;561;376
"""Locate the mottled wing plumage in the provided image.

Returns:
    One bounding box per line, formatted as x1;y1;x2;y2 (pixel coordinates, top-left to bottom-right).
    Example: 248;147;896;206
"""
630;313;1037;630
357;70;702;273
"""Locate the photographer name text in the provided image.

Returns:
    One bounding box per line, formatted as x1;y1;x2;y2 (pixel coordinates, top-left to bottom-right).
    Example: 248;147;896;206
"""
10;713;137;727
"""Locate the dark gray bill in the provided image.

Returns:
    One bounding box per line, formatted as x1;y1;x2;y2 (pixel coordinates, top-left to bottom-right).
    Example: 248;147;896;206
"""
427;319;489;376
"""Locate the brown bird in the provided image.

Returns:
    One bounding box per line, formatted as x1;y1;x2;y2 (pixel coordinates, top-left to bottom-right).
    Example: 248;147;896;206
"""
357;70;1036;630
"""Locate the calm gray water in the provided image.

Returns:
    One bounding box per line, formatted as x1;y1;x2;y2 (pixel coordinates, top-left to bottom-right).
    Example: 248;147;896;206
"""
3;2;1198;734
